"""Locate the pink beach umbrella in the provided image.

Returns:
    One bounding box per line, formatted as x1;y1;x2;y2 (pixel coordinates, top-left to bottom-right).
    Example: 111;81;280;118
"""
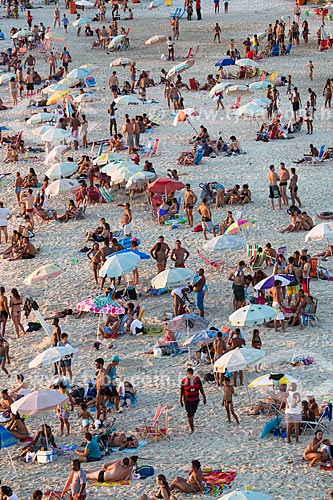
77;297;125;315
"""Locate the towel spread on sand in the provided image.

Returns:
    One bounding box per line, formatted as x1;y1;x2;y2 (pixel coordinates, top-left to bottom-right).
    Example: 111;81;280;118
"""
176;470;237;497
111;440;147;453
91;479;131;487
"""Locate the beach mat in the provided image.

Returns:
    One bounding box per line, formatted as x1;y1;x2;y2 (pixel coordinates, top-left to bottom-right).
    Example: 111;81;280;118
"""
91;479;131;487
176;470;236;497
111;440;147;453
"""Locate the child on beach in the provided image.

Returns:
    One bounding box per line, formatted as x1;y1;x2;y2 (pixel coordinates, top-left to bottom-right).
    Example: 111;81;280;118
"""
223;377;239;424
56;381;74;436
78;403;94;434
251;329;262;372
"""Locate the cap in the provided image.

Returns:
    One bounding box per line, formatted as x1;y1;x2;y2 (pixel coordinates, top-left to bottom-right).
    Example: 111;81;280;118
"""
111;355;121;362
301;248;308;252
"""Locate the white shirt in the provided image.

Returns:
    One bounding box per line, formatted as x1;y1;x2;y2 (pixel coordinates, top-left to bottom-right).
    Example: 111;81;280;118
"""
130;319;143;334
8;494;19;500
0;207;11;227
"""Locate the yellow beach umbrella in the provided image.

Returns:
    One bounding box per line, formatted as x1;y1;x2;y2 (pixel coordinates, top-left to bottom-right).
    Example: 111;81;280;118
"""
47;90;69;105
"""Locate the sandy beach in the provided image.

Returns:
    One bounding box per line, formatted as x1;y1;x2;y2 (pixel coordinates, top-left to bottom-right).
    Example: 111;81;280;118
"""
1;0;333;497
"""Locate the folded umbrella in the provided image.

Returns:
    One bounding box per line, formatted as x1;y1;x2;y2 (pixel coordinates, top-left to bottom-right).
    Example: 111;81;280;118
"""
29;346;78;369
145;35;167;45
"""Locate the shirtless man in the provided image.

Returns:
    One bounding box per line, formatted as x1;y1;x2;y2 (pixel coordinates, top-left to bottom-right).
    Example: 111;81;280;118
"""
170;240;189;268
197;198;215;240
214;332;226;386
150;236;170;273
120;203;132;237
228;261;246;310
170;460;205;494
48;52;57;78
183;184;197;227
20;189;34;229
108;71;119;99
223;377;239;424
289;167;302;207
9;237;36;260
96;239;115;289
303;430;330;466
267;164;281;210
87;457;133;482
94;358;110;422
13;172;23;206
169;85;181;111
278;162;290;206
301;255;311;294
270;279;285;333
108;432;138;450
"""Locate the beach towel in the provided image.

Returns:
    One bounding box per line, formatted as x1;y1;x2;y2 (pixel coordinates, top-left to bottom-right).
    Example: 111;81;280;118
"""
91;479;131;487
176;470;236;497
111;440;147;453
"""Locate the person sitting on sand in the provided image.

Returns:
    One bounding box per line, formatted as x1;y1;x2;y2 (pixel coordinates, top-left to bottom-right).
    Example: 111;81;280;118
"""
8;236;36;260
0;389;14;412
75;432;101;463
199;74;216;91
219;211;234;235
19;424;57;459
303;430;331;466
313;244;333;259
118;380;136;409
108;432;139;450
86;457;133;482
22;168;38;188
9;374;30;400
141;474;177;500
6;411;30;441
239;184;252;205
169;460;205;494
227;136;241;155
57;199;78;223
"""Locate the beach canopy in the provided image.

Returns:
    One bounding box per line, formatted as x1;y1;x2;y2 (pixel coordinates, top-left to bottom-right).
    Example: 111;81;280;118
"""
72;17;92;27
75;0;94;5
220;491;273;500
42;84;71;95
147;177;185;194
114;95;142;105
74;93;101;103
167;59;195;79
253;274;294;291
167;314;209;335
67;67;92;80
0;425;18;449
99;252;140;278
250;98;271;107
111;249;150;260
305;222;333;242
229;305;277;326
11;390;68;416
27;112;54;125
77;296;125;314
215;57;235;67
93;152;123;165
24;263;65;285
29;346;78;369
226;85;253;98
214;347;265;373
183;331;214;346
148;0;164;9
41;128;71;142
209;82;233;97
126;171;156;189
145;35;167;45
45;178;80;197
12;29;32;38
44;161;78;179
249;81;272;90
151;267;194;289
248;373;298;389
203;235;246;253
33;125;54;137
110;57;134;67
45;145;69;164
100;160;139;175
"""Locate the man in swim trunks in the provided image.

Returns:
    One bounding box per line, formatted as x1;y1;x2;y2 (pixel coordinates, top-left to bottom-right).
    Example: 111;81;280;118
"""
266;164;281;211
183;183;197;227
86;457;133;482
119;202;132;237
228;261;246;310
180;368;206;434
108;71;119;99
170;460;205;493
278;162;290;206
270;279;286;333
170;240;190;268
197;198;216;240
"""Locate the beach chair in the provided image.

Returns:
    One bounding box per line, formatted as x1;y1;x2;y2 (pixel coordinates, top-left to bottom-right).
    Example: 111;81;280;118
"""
198;250;225;270
189;78;198;90
269;45;279;57
169;7;181;18
258;71;267;81
302;297;319;327
184;47;193;59
136;403;170;442
247;243;259;258
141;136;154;154
192;45;199;56
312;145;325;164
178;8;186;18
250;252;267;271
85;76;96;88
284;43;292;55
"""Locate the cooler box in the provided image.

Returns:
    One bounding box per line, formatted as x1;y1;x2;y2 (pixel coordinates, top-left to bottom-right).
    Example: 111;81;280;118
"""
36;450;56;464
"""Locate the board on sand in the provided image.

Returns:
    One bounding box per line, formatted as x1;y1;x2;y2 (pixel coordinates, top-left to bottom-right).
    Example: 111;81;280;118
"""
33;309;52;340
259;416;282;439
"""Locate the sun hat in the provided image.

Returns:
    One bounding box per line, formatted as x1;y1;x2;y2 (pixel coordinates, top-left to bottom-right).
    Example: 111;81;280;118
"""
111;355;121;362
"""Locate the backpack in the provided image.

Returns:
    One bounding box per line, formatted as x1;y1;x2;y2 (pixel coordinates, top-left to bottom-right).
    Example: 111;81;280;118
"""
137;466;155;479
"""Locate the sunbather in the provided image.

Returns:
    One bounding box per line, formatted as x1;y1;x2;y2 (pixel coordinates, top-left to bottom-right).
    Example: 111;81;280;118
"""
303;430;330;466
108;432;139;450
170;460;205;494
141;475;177;500
86;457;133;482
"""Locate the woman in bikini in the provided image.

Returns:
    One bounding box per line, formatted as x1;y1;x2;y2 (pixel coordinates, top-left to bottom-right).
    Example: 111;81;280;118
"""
141;475;175;500
0;338;10;377
0;287;10;337
9;288;26;338
87;243;101;285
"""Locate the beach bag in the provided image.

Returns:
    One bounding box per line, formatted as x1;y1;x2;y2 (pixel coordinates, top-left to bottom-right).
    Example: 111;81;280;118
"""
193;224;203;232
26;321;42;332
137;466;155;479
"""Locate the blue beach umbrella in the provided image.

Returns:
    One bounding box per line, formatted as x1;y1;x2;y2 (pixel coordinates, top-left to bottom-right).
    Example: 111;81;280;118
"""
111;249;150;260
0;424;18;477
214;57;235;67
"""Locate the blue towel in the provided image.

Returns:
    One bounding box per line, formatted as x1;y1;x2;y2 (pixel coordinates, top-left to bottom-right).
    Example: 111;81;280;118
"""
111;441;147;453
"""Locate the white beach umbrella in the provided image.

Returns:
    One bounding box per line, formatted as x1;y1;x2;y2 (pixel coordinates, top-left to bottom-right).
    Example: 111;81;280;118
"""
250;98;271;107
102;161;140;176
126;171;156;189
114;95;142;105
209;82;233;97
45;145;69;164
72;17;92;27
220;490;273;500
75;0;94;5
225;85;253;98
305;222;333;242
214;347;265;373
110;167;142;184
229;305;277;326
234;103;265;118
45;32;65;43
24;263;65;285
99;252;140;278
67;67;91;80
0;72;16;84
41;84;71;96
108;34;126;49
45;178;80;197
74;93;101;103
151;267;194;289
41;128;71;142
249;81;272;90
93;152;123;166
145;35;167;45
12;29;32;39
148;0;164;9
33;125;54;136
203;235;246;253
44;162;78;179
27;112;54;125
250;32;267;42
167;59;195;79
29;346;78;369
11;390;67;416
235;58;259;68
110;57;134;67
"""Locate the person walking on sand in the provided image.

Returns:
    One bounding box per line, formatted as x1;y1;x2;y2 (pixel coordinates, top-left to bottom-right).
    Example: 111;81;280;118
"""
180;367;206;433
307;60;314;81
270;279;286;333
285;382;301;444
54;6;61;28
267;164;281;210
196;0;201;20
183;183;197;227
223;377;239;424
213;22;221;43
197;198;216;240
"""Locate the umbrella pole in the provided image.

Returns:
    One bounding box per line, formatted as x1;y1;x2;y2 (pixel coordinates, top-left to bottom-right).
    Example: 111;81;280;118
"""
245;375;252;405
7;449;18;478
42;412;50;450
186;118;198;135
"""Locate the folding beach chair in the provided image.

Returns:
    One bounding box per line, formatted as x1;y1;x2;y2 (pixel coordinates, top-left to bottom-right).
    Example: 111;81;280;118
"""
302;297;319;327
250;252;267;271
247;243;259;258
184;47;193;59
192;45;199;57
189;78;198;90
198;250;225;270
284;43;292;55
136;403;170;442
169;7;181;18
310;258;319;279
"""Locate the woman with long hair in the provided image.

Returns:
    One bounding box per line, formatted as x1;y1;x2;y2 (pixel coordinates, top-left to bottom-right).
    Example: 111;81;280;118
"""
9;288;25;338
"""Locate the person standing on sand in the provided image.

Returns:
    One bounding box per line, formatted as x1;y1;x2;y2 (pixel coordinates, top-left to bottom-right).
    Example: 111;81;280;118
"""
180;368;206;433
170;240;190;268
9;288;25;338
183;184;197;227
120;202;132;237
223;377;239;424
192;268;206;317
278;162;290;206
267;164;281;210
228;261;246;310
197;198;216;240
13;172;23;206
196;0;201;20
54;6;61;28
150;236;170;273
214;332;227;386
0;201;12;245
285;382;301;444
289;168;302;207
213;22;221;43
58;333;73;382
214;0;219;14
307;60;314;81
0;338;10;377
270;279;286;333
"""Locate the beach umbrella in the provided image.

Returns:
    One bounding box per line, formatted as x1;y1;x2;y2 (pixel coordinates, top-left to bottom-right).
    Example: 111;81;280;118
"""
250;98;271;107
77;296;125;314
72;17;92;27
24;263;65;285
145;35;167;45
100;160;137;174
305;222;333;242
110;57;134;67
45;32;65;42
234;103;265;118
75;0;94;5
214;57;235;67
44;162;78;179
110;167;142;184
42;84;71;96
214;347;265;373
253;274;295;291
114;95;142;105
29;346;78;369
45;144;69;164
59;77;78;86
33;125;54;136
74;92;101;103
126;171;156;189
27;112;54;125
167;314;210;336
250;32;267;43
220;490;273;500
151;267;194;289
12;29;32;39
80;63;99;70
203;235;246;253
229;305;277;326
248;373;298;389
209;82;233;97
0;72;16;84
173;107;199;129
147;177;185;195
167;59;195;79
99;252;140;278
41;128;71;142
148;0;164;9
0;425;18;477
46;90;70;105
235;58;259;68
11;390;68;416
108;34;126;49
226;219;255;235
111;249;150;260
226;85;253;98
249;81;272;90
182;331;212;346
67;67;91;80
45;178;80;197
93;152;123;166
